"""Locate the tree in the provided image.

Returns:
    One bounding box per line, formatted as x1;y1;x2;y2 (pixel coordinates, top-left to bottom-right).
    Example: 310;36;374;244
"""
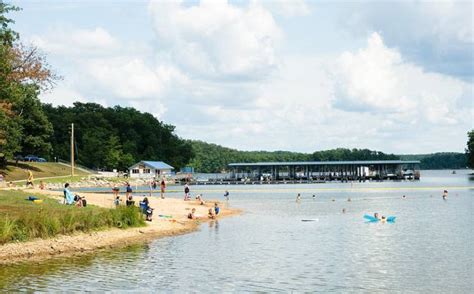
467;130;474;169
0;3;57;160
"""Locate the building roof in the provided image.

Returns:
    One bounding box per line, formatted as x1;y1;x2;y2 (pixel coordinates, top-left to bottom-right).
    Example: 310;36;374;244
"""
130;161;174;170
228;160;420;167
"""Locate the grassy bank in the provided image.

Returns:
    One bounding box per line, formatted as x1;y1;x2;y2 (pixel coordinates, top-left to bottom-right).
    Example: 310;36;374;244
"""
0;190;145;245
1;161;90;182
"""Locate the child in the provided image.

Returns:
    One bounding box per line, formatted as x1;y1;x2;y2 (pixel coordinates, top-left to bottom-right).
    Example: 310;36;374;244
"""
187;208;196;219
208;208;215;219
114;196;121;206
214;203;220;216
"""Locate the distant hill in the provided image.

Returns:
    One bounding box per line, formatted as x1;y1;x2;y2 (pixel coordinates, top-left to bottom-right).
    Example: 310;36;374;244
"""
188;141;398;173
399;153;467;170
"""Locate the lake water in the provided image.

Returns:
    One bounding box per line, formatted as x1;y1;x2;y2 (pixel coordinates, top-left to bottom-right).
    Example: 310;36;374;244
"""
1;170;473;292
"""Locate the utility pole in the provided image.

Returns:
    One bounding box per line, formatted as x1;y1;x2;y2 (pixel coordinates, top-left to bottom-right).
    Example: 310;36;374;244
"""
71;123;75;176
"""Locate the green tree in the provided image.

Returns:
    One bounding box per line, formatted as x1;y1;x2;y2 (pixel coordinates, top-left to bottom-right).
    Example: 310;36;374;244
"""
467;130;474;169
1;3;56;161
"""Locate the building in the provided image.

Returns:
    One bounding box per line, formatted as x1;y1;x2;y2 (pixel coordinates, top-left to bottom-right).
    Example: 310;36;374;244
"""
128;161;174;178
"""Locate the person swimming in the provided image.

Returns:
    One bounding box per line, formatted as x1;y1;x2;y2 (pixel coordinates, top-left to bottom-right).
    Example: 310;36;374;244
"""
442;190;448;199
374;212;380;220
296;193;301;202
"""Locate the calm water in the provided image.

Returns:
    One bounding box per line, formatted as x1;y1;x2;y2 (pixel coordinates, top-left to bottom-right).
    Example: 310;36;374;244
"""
1;170;473;292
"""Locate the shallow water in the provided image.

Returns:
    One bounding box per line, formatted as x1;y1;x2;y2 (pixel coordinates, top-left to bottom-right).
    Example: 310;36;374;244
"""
1;170;473;292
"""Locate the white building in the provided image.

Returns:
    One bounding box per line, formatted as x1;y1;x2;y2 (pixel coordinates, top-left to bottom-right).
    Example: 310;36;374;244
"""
128;161;174;178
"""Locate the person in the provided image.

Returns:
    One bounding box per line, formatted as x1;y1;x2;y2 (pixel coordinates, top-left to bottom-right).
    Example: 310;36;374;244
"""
342;208;346;213
374;212;380;220
26;169;34;188
312;194;316;199
347;197;351;202
126;194;135;206
112;185;120;197
296;193;301;202
224;190;229;201
380;216;387;223
39;180;45;190
152;180;157;190
402;195;406;199
114;196;121;206
442;190;448;199
184;184;190;201
74;194;85;207
196;194;205;205
140;197;153;221
160;178;166;199
7;181;14;188
187;208;196;219
126;183;133;199
63;183;75;205
214;202;220;216
208;208;216;219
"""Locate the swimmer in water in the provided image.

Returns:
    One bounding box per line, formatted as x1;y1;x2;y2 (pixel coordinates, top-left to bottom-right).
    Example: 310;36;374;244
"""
296;193;301;202
442;190;448;199
402;195;406;199
381;216;387;223
342;208;346;213
347;197;351;202
374;212;380;220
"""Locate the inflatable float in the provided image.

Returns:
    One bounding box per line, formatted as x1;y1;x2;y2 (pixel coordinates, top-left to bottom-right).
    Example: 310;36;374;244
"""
364;214;396;223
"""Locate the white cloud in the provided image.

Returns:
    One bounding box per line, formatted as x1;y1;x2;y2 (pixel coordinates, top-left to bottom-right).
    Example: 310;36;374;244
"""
148;0;282;80
31;27;119;56
338;0;474;79
332;32;471;126
264;0;310;17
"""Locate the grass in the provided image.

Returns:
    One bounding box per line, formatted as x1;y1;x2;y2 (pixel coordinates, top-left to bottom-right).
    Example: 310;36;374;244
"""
0;161;90;182
0;190;145;245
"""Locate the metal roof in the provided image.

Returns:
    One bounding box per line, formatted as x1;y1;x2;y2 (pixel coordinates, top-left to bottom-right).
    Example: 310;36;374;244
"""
228;160;420;167
129;161;174;170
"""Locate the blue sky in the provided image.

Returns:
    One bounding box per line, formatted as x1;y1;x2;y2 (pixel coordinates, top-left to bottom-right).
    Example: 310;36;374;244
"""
9;0;474;153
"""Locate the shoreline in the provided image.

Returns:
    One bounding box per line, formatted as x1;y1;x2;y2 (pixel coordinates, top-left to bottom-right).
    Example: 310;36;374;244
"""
0;188;240;265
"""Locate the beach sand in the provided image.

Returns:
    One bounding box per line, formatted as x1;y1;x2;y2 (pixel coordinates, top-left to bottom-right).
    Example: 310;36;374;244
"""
0;188;240;265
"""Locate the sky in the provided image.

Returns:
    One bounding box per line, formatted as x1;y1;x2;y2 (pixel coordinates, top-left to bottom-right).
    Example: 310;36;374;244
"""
9;0;474;154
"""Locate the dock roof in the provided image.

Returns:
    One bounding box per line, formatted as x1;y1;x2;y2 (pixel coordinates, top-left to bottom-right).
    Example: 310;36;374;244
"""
228;160;420;167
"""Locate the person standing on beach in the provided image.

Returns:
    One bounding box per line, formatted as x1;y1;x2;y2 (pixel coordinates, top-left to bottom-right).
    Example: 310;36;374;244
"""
26;169;34;188
184;183;190;200
224;190;229;201
126;183;133;199
160;178;166;199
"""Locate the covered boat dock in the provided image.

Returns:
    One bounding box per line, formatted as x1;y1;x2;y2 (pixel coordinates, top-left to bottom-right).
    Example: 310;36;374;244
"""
228;160;420;182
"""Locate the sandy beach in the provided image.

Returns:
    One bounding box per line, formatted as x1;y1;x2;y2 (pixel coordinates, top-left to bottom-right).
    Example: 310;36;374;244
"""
0;188;240;265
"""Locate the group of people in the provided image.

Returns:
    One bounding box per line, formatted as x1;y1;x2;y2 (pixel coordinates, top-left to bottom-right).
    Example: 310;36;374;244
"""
187;202;220;220
150;178;167;199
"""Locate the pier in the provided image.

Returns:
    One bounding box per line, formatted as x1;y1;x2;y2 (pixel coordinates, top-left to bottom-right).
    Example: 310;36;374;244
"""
226;160;420;183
